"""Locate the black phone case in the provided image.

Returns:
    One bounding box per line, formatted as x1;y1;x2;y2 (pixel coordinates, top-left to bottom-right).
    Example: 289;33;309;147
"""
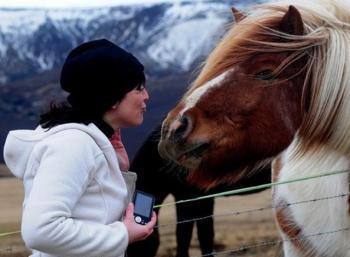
133;190;155;225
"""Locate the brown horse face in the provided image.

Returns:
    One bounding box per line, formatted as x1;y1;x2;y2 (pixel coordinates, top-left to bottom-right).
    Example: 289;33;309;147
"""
158;6;307;189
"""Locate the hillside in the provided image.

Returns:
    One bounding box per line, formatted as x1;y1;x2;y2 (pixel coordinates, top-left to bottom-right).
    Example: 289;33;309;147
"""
0;0;267;163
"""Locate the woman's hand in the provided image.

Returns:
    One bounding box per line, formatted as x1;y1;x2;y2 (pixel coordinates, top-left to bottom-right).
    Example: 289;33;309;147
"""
123;203;157;244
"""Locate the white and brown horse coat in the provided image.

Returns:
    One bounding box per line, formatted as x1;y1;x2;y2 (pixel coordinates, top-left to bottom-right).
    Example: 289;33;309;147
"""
159;0;350;256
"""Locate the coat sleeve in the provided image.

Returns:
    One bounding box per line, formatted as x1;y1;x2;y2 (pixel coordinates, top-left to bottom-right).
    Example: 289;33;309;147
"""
21;131;129;257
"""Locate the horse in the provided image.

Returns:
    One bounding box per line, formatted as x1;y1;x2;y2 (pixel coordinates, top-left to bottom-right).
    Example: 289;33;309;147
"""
127;124;271;257
158;0;350;256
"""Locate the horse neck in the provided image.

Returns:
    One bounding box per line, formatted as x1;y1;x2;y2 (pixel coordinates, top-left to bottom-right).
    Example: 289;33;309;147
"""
273;136;350;257
275;136;350;181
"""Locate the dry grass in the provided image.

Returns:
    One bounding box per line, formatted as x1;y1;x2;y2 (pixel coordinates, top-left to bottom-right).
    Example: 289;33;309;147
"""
0;173;280;257
0;176;29;257
0;165;12;178
157;191;280;257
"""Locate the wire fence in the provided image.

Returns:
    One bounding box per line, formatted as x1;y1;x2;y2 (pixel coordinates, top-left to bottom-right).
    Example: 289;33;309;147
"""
156;192;350;229
1;169;350;257
0;231;20;238
154;168;350;208
193;227;350;257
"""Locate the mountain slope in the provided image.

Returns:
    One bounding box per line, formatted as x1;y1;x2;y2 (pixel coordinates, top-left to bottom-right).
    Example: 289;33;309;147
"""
0;0;264;162
0;1;240;83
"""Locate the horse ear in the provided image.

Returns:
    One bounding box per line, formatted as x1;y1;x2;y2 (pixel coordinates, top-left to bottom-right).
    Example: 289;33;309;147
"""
231;7;245;23
278;5;304;35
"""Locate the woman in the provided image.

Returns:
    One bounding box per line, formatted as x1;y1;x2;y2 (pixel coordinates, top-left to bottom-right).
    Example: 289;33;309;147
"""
3;39;156;257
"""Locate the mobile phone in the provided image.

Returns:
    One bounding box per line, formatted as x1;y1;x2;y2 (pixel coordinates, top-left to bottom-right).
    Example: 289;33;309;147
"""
133;190;155;225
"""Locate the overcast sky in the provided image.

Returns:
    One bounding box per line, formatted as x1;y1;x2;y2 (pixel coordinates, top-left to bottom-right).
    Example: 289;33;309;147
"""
0;0;180;8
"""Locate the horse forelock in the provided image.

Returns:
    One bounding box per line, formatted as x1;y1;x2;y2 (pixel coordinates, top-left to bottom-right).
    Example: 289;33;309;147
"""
191;0;350;158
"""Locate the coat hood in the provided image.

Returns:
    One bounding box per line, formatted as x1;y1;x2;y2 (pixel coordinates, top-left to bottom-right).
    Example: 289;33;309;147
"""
3;123;111;179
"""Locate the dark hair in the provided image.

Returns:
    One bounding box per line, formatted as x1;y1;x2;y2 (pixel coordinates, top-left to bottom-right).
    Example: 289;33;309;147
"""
39;39;145;129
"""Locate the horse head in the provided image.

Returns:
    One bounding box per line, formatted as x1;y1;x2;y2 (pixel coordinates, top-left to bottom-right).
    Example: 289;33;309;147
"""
159;1;350;189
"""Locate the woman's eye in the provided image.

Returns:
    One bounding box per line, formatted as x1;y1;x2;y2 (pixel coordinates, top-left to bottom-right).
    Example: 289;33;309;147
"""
255;70;275;80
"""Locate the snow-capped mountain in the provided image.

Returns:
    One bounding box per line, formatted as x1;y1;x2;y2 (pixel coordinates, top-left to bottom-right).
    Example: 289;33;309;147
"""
0;0;265;163
0;0;263;84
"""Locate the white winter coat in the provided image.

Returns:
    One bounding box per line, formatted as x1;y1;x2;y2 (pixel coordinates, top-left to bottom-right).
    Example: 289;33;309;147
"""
4;123;129;257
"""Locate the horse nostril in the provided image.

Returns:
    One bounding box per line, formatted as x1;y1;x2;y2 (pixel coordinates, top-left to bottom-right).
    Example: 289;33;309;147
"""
170;115;191;143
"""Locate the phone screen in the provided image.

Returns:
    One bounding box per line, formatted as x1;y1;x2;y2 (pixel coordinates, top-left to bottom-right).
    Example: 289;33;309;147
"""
134;192;153;217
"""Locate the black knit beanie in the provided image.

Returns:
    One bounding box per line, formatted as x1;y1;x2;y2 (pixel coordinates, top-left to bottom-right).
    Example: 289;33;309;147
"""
60;38;145;119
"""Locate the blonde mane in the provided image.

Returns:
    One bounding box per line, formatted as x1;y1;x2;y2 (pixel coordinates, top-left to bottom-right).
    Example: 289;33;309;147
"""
192;0;350;156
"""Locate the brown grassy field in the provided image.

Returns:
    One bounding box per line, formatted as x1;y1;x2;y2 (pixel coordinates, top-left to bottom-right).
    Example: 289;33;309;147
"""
157;191;281;257
0;165;12;178
0;164;280;257
0;165;29;257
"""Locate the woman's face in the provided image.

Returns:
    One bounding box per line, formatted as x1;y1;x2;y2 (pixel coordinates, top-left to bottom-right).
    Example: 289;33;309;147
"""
104;85;149;129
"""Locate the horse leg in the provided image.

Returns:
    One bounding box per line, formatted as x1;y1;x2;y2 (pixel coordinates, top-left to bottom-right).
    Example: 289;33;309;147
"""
196;198;215;257
175;201;194;257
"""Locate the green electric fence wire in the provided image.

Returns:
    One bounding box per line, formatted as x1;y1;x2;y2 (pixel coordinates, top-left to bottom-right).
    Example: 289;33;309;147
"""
1;168;350;238
0;230;20;238
154;168;350;208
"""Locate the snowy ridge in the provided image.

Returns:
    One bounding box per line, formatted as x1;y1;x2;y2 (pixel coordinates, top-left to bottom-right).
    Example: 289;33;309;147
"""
0;0;263;84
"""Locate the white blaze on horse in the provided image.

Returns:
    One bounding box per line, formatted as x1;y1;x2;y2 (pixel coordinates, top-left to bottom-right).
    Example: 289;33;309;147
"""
158;0;350;256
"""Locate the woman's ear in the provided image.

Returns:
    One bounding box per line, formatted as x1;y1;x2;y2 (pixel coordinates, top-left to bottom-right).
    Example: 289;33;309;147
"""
104;103;119;119
111;103;119;110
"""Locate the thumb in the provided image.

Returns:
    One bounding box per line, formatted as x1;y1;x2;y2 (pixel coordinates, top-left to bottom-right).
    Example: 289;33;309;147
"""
125;202;134;218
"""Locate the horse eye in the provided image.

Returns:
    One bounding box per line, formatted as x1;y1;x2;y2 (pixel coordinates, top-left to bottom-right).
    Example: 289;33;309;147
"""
255;70;275;80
